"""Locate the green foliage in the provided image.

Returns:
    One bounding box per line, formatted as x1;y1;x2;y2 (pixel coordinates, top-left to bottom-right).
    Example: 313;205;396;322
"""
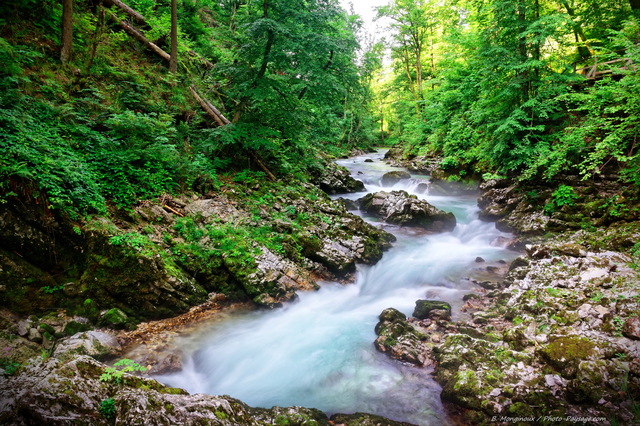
377;0;640;186
39;285;64;294
98;398;116;420
99;359;147;384
544;185;579;214
0;347;20;376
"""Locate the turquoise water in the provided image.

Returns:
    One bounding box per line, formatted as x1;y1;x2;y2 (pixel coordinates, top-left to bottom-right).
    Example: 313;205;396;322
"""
155;150;517;425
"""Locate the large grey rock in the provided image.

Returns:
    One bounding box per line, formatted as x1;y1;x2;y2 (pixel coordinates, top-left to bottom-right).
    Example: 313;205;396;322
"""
359;190;456;232
0;355;397;425
381;170;411;186
374;308;430;366
312;163;365;194
54;330;122;360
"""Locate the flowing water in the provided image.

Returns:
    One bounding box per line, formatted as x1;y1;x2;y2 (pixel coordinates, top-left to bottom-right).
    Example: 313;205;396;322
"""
156;149;517;425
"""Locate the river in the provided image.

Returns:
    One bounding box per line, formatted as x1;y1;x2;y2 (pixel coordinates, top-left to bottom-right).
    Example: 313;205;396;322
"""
155;149;517;425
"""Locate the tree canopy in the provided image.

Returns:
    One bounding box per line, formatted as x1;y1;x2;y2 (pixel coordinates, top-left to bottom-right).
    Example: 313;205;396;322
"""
375;0;640;184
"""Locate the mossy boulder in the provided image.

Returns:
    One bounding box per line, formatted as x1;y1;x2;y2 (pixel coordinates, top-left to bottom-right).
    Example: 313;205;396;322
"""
0;354;405;425
99;308;128;329
374;308;429;366
359;190;456;232
311;162;365;194
380;171;411;187
412;300;451;321
537;336;599;378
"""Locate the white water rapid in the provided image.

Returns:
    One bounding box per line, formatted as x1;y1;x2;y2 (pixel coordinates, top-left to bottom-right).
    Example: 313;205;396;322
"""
155;149;517;425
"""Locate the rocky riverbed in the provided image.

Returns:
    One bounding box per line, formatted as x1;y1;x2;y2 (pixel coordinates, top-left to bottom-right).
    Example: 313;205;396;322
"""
370;168;640;425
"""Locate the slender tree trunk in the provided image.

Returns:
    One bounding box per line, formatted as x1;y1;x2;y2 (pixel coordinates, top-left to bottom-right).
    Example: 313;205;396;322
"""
561;0;592;60
630;0;640;11
83;5;105;75
516;0;529;103
61;0;73;64
169;0;178;73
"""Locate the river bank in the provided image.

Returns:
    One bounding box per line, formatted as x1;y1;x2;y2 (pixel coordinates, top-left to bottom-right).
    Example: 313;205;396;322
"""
2;148;639;425
371;149;640;425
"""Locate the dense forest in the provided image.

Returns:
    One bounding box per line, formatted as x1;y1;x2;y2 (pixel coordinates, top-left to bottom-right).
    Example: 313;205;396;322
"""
0;0;381;219
1;0;639;215
376;0;640;185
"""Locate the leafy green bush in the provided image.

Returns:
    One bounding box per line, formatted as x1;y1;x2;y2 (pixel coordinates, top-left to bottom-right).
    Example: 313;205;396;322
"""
98;398;116;420
99;359;147;384
544;185;579;215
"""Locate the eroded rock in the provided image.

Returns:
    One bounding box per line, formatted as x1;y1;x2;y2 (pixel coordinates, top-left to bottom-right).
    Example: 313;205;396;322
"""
374;308;430;366
312;162;366;194
359;191;456;232
412;300;451;321
380;171;411;187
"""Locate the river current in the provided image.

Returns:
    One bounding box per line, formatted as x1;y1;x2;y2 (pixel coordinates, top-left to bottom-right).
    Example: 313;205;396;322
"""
156;149;517;425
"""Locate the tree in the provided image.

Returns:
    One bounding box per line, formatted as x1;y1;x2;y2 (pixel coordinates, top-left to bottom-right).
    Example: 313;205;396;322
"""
169;0;178;73
60;0;73;64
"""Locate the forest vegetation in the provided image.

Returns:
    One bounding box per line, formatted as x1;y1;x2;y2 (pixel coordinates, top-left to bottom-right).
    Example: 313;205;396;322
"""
1;0;639;218
0;0;380;219
375;0;640;186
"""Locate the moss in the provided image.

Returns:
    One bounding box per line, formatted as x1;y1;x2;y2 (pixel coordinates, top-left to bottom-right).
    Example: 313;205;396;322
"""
99;308;128;328
538;336;598;378
214;410;228;419
508;402;534;417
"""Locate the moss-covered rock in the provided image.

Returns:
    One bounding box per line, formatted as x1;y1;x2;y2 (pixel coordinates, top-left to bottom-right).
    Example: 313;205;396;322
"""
412;300;451;321
374;308;430;366
537;336;599;378
0;354;407;425
359;190;456;232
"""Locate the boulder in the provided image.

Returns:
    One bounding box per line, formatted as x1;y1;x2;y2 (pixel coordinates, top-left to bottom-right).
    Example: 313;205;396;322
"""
622;317;640;340
0;354;403;425
412;300;451;321
374;308;430;366
381;171;411;187
53;330;122;360
359;190;456;232
312;162;365;194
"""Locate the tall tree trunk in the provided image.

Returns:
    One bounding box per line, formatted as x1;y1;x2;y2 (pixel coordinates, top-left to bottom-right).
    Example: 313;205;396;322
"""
169;0;178;73
630;0;640;11
516;0;529;103
61;0;73;64
83;5;105;75
561;0;592;60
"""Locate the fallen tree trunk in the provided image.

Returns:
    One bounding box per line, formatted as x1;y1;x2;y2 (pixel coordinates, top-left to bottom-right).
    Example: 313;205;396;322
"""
187;50;214;69
250;153;277;182
106;10;170;62
189;86;226;126
204;99;230;125
103;0;148;27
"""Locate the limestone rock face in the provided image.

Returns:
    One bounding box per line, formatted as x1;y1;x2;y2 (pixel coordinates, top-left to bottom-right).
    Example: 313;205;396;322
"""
312;162;365;194
359;190;456;232
0;354;410;425
53;330;122;360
